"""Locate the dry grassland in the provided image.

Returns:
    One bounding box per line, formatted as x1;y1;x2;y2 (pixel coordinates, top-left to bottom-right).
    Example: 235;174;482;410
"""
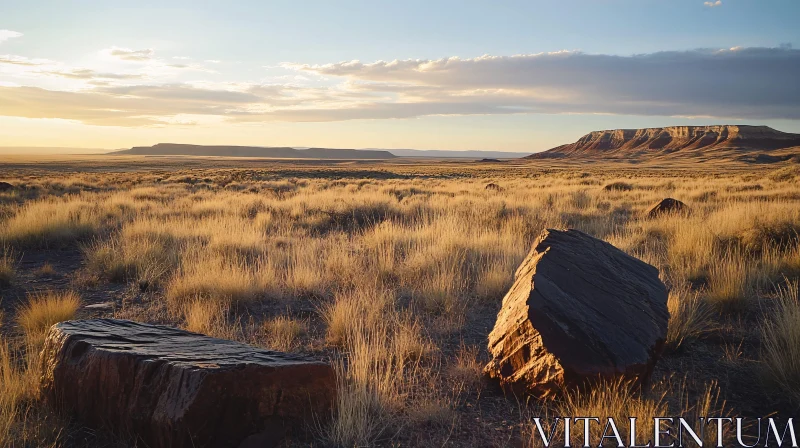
0;157;798;447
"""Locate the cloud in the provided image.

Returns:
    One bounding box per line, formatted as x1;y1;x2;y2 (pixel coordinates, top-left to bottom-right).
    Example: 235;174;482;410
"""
103;47;156;62
0;46;798;126
0;55;50;66
704;0;722;7
0;30;22;44
42;69;144;80
280;47;800;121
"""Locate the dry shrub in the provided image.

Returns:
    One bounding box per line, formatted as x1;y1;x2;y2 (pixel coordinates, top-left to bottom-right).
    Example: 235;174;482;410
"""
475;258;514;303
86;234;179;289
0;199;101;248
679;381;731;447
0;341;24;444
768;166;799;182
18;291;80;346
0;246;15;287
35;262;56;277
411;255;466;315
322;287;393;347
1;339;67;447
549;378;669;447
263;316;307;352
182;298;240;340
666;285;714;351
320;290;436;446
603;181;634;192
761;280;800;403
705;251;754;312
528;380;729;448
447;344;484;390
166;252;262;308
321;321;413;446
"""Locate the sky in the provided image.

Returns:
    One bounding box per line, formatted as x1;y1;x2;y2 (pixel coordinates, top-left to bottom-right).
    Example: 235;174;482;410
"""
1;0;799;153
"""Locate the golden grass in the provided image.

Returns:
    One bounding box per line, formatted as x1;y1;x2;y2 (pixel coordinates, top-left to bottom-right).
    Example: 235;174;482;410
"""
666;285;715;351
17;291;80;346
546;379;669;447
263;316;307;352
321;318;424;446
1;161;799;446
760;280;800;403
0;199;100;248
181;299;241;340
0;246;15;287
0;341;23;445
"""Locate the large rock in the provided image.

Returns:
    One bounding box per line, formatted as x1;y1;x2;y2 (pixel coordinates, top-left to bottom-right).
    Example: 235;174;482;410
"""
0;181;14;192
40;319;336;448
484;229;668;398
646;198;689;217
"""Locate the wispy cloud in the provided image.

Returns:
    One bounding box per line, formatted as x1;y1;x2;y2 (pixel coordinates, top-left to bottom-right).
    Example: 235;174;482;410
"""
0;30;22;44
103;46;156;62
0;55;50;66
42;69;144;80
704;1;722;7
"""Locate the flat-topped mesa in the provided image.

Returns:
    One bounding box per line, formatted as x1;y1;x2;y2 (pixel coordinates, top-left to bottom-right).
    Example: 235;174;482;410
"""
112;143;396;159
528;125;800;159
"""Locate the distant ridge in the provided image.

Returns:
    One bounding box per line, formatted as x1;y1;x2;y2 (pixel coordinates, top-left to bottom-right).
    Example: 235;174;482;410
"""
385;149;526;159
112;143;395;159
527;125;800;160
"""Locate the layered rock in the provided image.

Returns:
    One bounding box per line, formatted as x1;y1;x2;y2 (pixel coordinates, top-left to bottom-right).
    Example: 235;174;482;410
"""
484;229;669;398
527;125;800;159
647;198;689;218
40;319;336;448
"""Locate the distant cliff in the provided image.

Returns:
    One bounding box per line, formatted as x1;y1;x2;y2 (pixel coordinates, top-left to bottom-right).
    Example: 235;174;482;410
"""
111;143;396;159
527;125;800;159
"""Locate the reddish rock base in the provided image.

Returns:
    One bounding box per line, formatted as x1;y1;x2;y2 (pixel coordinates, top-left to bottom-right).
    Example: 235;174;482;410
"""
40;319;336;448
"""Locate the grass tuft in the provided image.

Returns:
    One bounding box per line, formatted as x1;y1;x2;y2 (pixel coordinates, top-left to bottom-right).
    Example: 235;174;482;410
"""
760;280;800;403
17;291;80;346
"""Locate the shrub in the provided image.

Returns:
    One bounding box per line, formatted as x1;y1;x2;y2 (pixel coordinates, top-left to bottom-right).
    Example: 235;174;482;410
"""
603;181;634;192
263;316;307;352
666;285;714;351
761;280;800;403
17;291;80;346
0;247;16;287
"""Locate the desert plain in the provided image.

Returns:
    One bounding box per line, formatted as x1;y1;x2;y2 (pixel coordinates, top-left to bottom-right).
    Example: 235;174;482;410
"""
0;152;798;447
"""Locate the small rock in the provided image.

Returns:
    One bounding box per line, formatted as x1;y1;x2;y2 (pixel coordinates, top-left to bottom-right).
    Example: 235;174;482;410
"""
484;229;668;398
485;183;504;192
83;302;114;311
646;198;689;218
0;181;14;192
40;319;336;448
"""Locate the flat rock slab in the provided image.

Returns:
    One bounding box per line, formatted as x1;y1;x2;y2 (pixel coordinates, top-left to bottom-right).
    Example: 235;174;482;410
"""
485;229;668;398
40;319;336;448
647;198;689;218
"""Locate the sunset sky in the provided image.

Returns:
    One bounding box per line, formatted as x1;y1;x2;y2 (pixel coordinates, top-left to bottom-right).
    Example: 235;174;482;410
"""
1;0;799;152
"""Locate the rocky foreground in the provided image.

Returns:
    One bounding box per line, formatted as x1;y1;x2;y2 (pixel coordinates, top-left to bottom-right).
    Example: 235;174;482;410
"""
40;319;336;448
528;125;800;160
484;229;669;397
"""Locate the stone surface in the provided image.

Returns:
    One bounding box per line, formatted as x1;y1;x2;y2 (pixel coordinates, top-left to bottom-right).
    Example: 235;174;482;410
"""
484;229;668;398
0;181;14;191
485;183;504;192
646;198;689;218
40;319;336;448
